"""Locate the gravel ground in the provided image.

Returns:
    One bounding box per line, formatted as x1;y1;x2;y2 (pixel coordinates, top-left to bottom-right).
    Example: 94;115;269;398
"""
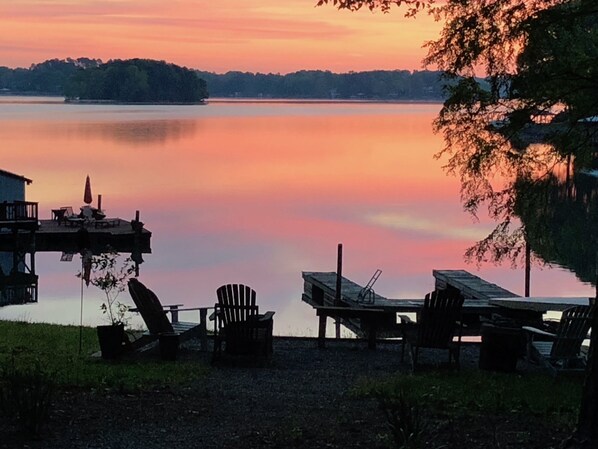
1;337;571;449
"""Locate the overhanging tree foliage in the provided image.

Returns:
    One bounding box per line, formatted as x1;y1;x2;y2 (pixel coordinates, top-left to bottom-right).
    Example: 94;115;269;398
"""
320;0;598;266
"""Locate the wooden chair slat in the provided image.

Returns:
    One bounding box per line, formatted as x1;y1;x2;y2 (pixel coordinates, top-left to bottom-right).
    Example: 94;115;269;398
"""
128;278;174;335
402;290;464;370
526;305;594;375
213;283;274;362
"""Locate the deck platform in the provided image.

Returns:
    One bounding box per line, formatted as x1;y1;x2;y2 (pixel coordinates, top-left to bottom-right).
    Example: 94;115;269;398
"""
0;218;151;254
302;271;401;347
433;269;519;299
303;269;588;352
302;270;528;348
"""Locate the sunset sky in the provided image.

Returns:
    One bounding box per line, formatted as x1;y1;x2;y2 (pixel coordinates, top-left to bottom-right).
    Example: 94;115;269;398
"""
0;0;441;73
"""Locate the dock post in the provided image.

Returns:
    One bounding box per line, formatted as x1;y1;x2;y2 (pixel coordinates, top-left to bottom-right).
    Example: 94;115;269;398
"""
367;324;377;350
132;210;142;277
335;243;342;339
318;314;327;348
199;308;208;351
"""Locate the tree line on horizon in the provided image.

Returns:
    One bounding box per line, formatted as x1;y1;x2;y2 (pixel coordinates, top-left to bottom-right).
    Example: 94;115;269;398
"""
196;69;445;100
0;58;207;103
65;59;208;103
0;58;448;101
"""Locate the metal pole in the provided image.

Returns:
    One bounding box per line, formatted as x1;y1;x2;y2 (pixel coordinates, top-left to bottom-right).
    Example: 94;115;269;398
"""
79;256;84;355
525;240;531;297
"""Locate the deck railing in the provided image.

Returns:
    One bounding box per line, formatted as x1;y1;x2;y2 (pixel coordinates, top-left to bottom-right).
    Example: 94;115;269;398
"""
0;201;38;224
0;284;38;306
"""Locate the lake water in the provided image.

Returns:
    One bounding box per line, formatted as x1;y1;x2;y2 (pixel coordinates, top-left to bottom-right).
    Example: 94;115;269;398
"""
0;96;593;335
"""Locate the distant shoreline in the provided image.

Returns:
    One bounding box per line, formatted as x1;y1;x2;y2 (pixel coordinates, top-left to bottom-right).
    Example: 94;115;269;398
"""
64;98;207;105
0;93;443;106
207;98;443;105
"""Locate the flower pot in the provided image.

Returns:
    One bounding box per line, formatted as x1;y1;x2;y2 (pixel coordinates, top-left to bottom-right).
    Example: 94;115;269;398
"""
159;332;180;361
97;324;125;360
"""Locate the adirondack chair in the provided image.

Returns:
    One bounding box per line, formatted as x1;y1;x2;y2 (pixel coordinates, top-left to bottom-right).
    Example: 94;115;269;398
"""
523;304;594;376
127;278;209;351
401;290;464;370
212;284;274;362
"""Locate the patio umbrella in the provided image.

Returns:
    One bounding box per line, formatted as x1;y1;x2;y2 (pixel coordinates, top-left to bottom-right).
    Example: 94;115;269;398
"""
83;175;92;205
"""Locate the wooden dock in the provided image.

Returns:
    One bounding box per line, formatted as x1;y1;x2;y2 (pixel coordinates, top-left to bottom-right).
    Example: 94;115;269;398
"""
433;269;519;299
0;201;151;254
302;270;524;348
0;218;151;254
303;268;589;351
302;271;401;346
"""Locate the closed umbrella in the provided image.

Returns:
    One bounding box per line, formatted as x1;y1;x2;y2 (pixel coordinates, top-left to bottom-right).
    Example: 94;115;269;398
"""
83;175;92;205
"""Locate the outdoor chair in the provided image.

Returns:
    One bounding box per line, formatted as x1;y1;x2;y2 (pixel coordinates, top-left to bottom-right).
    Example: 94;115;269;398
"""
92;208;106;220
127;278;209;352
55;206;77;225
212;284;275;362
400;290;464;370
523;304;594;376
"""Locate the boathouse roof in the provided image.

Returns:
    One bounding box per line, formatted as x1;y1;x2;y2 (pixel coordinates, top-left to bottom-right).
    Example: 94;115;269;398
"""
0;169;32;185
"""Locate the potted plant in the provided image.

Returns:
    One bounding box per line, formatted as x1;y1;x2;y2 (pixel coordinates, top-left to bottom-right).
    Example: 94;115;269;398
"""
79;251;135;359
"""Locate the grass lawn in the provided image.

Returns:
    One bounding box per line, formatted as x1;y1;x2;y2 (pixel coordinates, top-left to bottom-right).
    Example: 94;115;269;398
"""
0;320;207;390
354;369;584;429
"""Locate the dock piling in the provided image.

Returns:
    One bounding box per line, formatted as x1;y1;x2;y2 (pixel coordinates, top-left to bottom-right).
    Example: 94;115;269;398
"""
335;244;343;338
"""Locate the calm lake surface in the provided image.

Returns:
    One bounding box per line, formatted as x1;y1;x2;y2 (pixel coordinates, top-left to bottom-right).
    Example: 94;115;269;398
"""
0;96;593;335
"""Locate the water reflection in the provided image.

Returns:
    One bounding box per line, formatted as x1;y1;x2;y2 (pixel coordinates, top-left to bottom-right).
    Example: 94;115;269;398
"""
42;120;200;146
0;251;38;306
516;170;598;285
0;99;594;334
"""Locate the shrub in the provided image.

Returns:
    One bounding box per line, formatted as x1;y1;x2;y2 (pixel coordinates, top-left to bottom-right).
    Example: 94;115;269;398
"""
0;358;55;435
376;387;427;449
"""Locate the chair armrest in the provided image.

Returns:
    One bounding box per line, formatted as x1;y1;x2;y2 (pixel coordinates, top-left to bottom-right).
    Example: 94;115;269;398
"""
165;306;212;313
209;303;221;321
522;326;556;339
259;311;275;321
161;303;184;308
129;307;166;314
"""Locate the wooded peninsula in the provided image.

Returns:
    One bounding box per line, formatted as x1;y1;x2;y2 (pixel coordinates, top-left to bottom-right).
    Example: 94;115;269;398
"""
0;58;447;101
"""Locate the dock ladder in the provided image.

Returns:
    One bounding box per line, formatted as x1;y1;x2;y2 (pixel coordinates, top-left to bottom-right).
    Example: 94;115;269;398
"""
357;269;382;303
